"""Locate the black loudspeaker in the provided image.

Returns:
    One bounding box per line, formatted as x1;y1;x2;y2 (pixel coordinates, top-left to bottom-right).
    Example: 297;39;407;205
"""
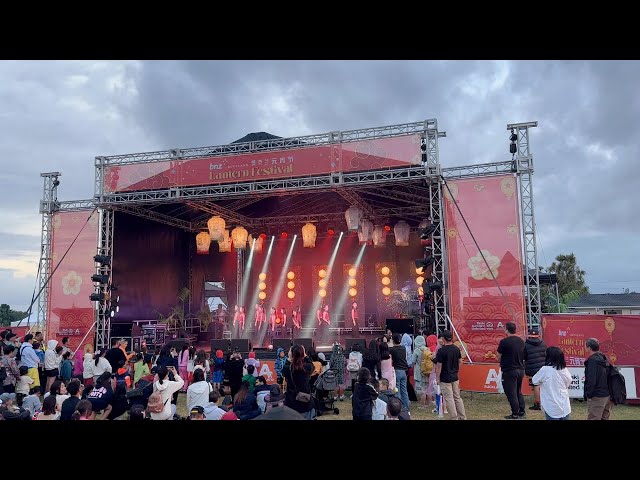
230;338;251;352
385;318;414;336
165;339;189;351
345;338;366;352
272;338;293;351
293;337;314;352
210;339;230;352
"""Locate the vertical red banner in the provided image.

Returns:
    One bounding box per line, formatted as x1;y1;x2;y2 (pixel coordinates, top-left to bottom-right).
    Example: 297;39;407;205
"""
444;175;526;362
48;211;99;352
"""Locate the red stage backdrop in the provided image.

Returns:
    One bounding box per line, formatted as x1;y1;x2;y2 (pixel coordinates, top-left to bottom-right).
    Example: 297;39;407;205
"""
444;175;526;362
48;211;99;352
103;134;422;193
542;314;640;366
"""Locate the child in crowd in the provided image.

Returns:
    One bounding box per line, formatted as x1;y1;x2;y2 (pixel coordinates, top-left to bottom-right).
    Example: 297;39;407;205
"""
133;352;150;387
347;344;363;397
242;364;257;392
71;399;93;420
275;348;286;386
379;342;396;391
370;379;387;420
21;387;42;416
60;351;73;383
16;366;33;407
212;350;225;391
351;367;378;420
82;350;95;386
245;352;260;378
187;346;196;384
115;360;132;389
194;349;210;382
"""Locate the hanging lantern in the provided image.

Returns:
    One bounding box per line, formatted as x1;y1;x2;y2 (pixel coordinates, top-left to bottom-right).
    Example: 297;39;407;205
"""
253;235;264;253
345;206;363;231
231;226;248;250
259;282;267;291
259;272;267;281
373;225;387;247
349;288;357;297
218;232;232;253
196;232;211;255
301;223;317;248
394;221;410;247
382;286;391;296
348;278;357;287
381;266;390;276
319;279;327;289
319;289;327;298
287;291;295;299
358;219;374;244
318;269;327;279
416;276;425;286
207;216;226;241
348;268;357;277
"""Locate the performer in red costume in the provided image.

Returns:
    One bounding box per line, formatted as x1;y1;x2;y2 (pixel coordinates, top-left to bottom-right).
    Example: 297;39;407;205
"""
254;303;262;329
269;307;277;332
280;307;287;328
239;306;246;330
291;306;301;330
232;305;239;327
322;304;331;326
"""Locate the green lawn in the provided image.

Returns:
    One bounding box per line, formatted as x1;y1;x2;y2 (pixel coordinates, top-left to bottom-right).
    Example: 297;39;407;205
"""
174;391;640;420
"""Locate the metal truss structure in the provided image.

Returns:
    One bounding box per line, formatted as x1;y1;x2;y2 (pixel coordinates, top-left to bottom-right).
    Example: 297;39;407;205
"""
36;173;61;337
40;118;541;345
95;209;114;350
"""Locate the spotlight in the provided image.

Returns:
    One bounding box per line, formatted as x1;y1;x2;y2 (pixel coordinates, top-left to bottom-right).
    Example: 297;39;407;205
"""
510;132;518;142
421;141;427;152
281;231;288;239
383;225;391;232
259;233;267;240
91;274;109;284
420;224;438;240
89;293;105;302
510;129;518;155
93;254;111;266
52;179;60;187
510;142;517;155
327;227;335;236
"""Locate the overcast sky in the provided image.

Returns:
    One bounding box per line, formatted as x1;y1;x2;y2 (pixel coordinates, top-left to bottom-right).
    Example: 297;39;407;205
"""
1;60;639;311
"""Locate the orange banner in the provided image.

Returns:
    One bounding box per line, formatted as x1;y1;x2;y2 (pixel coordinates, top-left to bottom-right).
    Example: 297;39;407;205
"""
444;175;526;362
459;363;532;395
255;360;277;384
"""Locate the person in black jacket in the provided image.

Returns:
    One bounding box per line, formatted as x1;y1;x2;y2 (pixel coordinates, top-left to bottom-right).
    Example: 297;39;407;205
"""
523;327;546;411
584;338;612;420
352;367;378;420
104;338;126;373
362;340;381;381
282;345;314;419
497;322;526;419
226;351;245;398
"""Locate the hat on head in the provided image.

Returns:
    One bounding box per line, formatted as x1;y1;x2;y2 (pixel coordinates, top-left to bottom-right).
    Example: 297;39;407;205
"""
0;393;16;404
265;384;285;403
248;351;256;359
216;349;224;359
528;327;540;337
189;406;205;416
220;411;239;420
441;330;453;342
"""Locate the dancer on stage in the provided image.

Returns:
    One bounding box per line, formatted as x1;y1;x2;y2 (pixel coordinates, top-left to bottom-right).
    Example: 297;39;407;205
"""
269;307;277;332
254;303;263;329
351;301;358;328
232;305;239;328
280;307;287;328
322;304;331;327
239;306;246;330
292;306;301;330
317;303;324;326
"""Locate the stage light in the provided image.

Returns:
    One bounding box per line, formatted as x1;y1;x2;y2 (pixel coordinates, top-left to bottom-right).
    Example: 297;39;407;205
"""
327;227;335;236
510;129;518;155
259;282;266;291
91;274;109;284
319;289;327;298
259;273;267;281
89;293;104;302
319;269;327;279
281;231;288;239
382;287;391;296
93;254;111;266
425;281;443;294
259;233;267;240
287;271;295;280
381;266;390;276
510;132;518;142
381;277;391;286
416;276;425;286
258;291;266;300
348;268;357;277
287;281;295;290
348;278;357;287
383;224;391;232
287;291;295;299
349;288;357;297
319;279;327;289
415;256;435;269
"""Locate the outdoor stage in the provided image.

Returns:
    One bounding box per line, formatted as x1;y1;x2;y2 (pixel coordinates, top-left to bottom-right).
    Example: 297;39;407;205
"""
36;119;544;364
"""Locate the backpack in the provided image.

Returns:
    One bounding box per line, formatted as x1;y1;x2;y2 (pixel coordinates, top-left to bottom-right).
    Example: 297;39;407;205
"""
607;363;626;405
347;354;361;372
420;348;434;376
146;390;168;413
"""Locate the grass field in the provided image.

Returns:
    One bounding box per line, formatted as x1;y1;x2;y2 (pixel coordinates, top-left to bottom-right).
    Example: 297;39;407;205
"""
174;390;640;420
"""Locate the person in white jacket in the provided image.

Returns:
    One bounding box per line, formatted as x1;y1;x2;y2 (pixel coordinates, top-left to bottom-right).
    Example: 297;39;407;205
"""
44;340;62;392
531;346;573;420
186;368;212;413
92;350;112;385
82;352;95;385
150;366;184;420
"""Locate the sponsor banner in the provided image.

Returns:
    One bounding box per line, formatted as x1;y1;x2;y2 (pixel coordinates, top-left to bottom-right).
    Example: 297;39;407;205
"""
458;363;532;395
103;134;422;193
48;211;99;352
564;367;637;399
542;314;640;366
256;360;277;384
444;175;526;362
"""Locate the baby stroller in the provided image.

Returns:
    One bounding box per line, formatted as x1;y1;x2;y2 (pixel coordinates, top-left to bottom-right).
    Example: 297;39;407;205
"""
313;369;340;416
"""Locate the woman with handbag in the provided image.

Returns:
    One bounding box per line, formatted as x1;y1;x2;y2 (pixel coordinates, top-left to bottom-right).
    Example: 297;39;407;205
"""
282;345;315;419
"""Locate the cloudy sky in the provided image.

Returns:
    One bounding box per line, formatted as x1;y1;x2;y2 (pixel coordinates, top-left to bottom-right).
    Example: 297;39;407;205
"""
1;60;639;311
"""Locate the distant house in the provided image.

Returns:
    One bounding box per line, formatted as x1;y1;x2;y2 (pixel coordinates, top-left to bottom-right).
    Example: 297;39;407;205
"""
568;293;640;315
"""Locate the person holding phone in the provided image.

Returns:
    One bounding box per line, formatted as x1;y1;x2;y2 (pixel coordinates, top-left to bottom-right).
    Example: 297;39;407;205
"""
150;366;184;420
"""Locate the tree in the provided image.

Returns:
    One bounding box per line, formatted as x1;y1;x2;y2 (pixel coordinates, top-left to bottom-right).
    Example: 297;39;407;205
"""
0;304;10;327
548;253;589;298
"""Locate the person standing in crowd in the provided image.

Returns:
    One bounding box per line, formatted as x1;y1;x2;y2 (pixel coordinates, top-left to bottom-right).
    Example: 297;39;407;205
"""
72;347;86;381
60;337;71;357
60;380;83;420
282;345;315;419
523;327;547;411
274;347;287;387
362;339;381;381
434;330;466;420
584;338;613;420
242;364;257;392
16;366;33;406
44;340;61;392
2;345;20;394
532;346;572;420
412;335;429;409
82;349;95;386
347;344;363;397
193;349;210;382
178;344;190;392
497;322;526;419
253;384;305;420
59;351;73;383
329;343;346;400
119;339;135;362
105;338;126;373
352;367;378;421
379;342;396;391
227;351;244;398
390;333;410;411
212;350;225;391
425;335;438;408
150;366;184;420
91;349;112;384
133;352;150;387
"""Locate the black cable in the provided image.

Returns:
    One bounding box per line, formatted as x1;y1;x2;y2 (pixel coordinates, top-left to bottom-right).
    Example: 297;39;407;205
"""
17;207;98;329
440;176;520;326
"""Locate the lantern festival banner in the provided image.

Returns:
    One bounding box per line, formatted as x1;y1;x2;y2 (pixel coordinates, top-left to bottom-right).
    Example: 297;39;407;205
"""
444;175;526;362
103;134;422;193
48;211;99;352
542;314;640;367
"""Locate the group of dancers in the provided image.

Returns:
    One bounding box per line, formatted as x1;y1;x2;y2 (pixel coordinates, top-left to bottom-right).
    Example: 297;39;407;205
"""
221;300;360;333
